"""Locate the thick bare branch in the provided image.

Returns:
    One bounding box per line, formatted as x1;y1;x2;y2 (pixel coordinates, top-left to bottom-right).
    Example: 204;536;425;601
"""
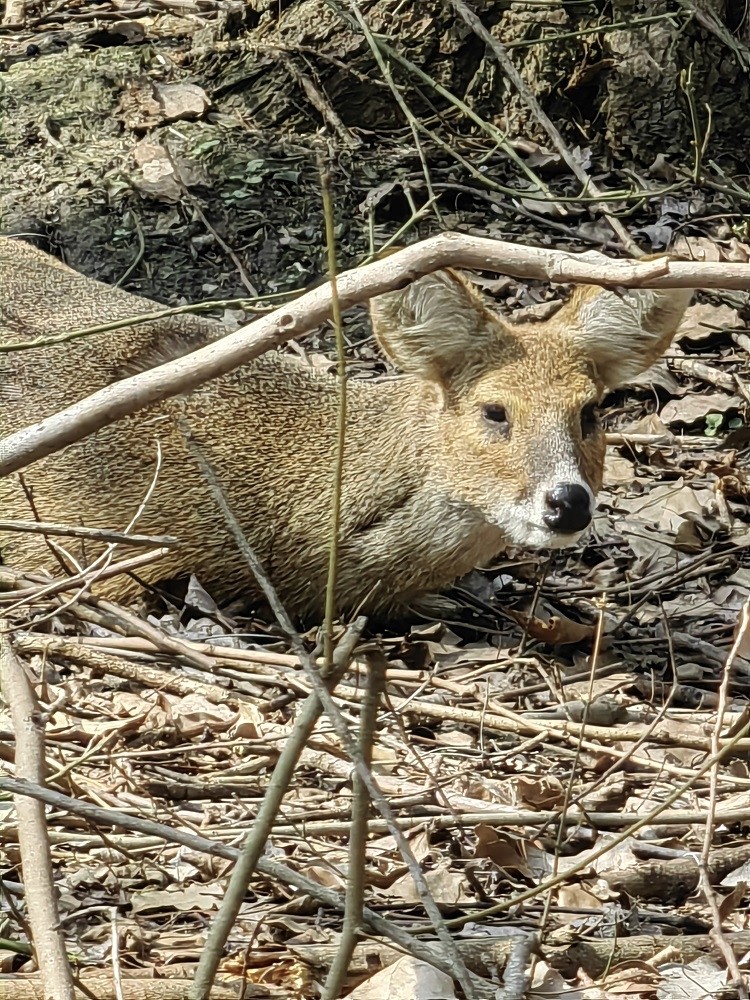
0;624;76;1000
1;233;748;478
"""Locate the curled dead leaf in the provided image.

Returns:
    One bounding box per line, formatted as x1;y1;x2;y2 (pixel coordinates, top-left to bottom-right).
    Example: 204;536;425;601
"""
506;608;595;645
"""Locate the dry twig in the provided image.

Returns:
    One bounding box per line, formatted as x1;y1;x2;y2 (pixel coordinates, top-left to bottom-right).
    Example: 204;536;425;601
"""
0;519;177;548
697;599;750;996
322;652;386;999
0;622;76;1000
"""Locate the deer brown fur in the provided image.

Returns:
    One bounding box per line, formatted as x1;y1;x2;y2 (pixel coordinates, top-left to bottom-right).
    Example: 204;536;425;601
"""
0;237;692;618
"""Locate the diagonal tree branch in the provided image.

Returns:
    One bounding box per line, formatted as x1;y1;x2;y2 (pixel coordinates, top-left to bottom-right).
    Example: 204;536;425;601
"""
1;232;748;479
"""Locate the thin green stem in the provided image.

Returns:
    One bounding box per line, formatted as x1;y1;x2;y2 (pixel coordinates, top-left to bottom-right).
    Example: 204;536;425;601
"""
320;152;347;668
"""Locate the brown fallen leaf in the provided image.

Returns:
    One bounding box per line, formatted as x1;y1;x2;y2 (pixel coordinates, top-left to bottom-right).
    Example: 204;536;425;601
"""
506;608;595;645
676;301;743;344
473;825;529;872
346;957;457;1000
660;392;743;426
385;860;469;905
513;774;565;809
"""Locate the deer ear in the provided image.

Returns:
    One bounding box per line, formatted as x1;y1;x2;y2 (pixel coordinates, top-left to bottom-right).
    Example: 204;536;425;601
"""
369;270;502;383
565;284;693;387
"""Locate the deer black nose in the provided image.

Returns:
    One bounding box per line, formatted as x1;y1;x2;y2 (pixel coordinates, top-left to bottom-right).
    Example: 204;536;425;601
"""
543;483;592;534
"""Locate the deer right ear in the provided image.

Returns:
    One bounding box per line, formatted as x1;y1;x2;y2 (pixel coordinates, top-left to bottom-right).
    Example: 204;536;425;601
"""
369;270;499;384
564;284;694;387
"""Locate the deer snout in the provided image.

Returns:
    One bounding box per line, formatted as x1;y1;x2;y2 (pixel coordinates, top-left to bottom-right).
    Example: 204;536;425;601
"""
542;483;593;534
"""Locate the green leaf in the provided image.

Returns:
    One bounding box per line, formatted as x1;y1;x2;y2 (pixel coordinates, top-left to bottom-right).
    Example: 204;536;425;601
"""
705;412;724;437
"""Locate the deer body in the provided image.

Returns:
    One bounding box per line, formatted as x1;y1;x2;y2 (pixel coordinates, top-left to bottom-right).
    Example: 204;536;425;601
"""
0;237;692;618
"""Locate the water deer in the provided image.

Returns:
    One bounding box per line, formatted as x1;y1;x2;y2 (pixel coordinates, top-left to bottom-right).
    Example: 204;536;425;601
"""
0;237;692;618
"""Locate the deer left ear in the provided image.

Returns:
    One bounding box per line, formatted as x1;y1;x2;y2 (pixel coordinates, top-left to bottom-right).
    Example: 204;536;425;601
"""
564;284;694;388
368;269;504;385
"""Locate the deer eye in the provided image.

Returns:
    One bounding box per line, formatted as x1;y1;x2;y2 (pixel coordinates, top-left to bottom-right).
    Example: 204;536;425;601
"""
581;402;600;439
483;405;510;434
